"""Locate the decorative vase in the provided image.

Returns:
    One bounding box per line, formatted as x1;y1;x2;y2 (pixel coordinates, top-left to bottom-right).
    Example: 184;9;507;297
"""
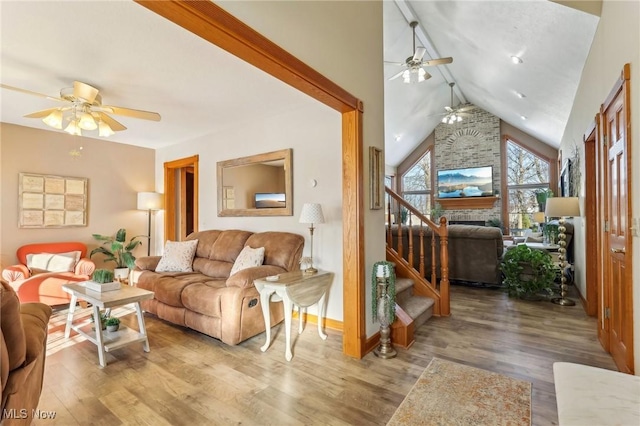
106;324;119;332
113;267;129;282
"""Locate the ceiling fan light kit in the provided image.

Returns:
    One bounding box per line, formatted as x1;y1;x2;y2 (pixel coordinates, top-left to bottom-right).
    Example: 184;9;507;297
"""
387;21;452;84
0;80;161;138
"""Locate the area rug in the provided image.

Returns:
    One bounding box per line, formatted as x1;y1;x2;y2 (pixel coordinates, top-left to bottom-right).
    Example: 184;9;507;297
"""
387;357;531;426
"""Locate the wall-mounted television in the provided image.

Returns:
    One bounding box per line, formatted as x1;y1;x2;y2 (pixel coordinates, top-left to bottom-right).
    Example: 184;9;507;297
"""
255;193;286;208
437;166;493;198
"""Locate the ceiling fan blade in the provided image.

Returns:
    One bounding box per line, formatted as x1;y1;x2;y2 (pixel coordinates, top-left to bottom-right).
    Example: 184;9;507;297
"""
384;61;406;66
388;70;406;81
423;57;453;67
412;47;426;61
23;108;60;119
101;105;161;121
0;84;65;102
73;81;99;104
96;112;127;131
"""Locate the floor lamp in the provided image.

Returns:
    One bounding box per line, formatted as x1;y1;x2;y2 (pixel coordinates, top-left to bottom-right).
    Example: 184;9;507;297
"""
137;192;164;256
545;197;580;306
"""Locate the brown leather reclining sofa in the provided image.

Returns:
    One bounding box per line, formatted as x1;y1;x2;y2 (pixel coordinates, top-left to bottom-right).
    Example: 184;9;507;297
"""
134;229;304;345
1;280;52;426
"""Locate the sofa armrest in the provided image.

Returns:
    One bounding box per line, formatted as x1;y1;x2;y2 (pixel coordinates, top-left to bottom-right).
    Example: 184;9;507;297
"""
2;265;30;283
74;258;95;276
226;265;287;289
135;256;162;271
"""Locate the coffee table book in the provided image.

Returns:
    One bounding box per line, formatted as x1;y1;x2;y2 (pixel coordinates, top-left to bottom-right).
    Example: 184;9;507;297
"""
81;280;121;292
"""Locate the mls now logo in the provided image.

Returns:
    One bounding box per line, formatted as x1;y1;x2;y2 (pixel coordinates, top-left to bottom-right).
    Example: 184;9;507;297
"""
3;408;57;420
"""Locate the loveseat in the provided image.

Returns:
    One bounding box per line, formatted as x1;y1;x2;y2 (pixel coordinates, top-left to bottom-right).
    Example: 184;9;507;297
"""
134;229;305;345
2;242;96;305
390;224;504;285
1;279;52;425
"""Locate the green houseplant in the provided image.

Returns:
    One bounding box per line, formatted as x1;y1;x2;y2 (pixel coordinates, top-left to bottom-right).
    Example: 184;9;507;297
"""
91;269;114;284
501;245;556;299
90;228;143;274
105;316;121;332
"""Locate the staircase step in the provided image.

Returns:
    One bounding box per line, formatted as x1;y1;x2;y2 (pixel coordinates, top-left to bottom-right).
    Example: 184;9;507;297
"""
398;296;435;330
395;277;415;305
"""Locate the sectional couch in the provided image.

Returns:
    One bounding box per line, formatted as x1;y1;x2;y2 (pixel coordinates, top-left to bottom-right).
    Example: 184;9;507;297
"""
134;229;304;345
390;224;504;286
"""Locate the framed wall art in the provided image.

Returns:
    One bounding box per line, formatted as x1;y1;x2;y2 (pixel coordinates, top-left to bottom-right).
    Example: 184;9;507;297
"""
369;146;383;210
19;172;88;228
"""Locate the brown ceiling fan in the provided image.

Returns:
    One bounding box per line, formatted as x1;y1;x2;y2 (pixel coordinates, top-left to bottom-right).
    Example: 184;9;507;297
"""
0;81;161;137
385;21;453;83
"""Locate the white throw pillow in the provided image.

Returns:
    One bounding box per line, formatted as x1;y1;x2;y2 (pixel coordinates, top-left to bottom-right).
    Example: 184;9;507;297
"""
26;251;80;273
155;240;199;272
230;246;265;276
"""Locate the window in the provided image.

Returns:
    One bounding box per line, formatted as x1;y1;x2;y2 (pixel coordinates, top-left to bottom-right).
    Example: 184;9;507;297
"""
506;139;551;234
401;149;432;216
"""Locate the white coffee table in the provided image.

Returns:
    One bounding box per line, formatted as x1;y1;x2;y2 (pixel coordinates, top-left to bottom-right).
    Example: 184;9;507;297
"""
62;282;154;367
255;270;334;361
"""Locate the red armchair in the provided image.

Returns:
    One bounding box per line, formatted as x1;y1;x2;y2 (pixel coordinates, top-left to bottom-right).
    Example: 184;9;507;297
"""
2;242;95;306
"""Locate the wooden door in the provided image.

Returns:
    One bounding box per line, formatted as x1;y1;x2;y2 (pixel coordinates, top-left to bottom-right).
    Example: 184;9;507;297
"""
602;65;633;374
164;156;199;242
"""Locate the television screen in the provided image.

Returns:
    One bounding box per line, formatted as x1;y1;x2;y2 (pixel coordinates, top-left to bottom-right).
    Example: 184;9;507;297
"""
437;166;493;198
255;193;286;208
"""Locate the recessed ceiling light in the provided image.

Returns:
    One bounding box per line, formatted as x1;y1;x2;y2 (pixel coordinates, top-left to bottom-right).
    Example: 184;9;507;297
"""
520;115;527;120
394;134;402;142
516;92;526;99
511;55;523;64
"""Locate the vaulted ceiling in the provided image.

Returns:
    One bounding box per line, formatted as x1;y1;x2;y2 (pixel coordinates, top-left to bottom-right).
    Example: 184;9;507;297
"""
1;1;600;168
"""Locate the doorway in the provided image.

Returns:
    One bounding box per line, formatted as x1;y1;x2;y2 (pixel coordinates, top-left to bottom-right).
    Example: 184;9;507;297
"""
164;155;199;242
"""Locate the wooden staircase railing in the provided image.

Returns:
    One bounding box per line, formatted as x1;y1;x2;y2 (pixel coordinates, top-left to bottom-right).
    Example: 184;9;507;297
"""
385;186;450;317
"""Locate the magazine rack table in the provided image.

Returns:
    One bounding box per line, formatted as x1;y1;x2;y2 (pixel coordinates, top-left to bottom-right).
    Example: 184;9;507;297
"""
62;282;154;367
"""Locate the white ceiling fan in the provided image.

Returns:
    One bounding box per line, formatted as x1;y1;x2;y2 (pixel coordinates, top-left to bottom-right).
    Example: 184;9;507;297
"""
386;21;453;84
0;81;161;137
437;82;475;124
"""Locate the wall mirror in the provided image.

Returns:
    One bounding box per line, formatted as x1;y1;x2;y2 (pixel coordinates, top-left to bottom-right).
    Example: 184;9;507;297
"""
217;148;293;217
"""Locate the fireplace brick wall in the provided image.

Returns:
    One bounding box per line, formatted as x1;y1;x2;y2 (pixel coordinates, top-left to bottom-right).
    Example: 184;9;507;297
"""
434;104;501;224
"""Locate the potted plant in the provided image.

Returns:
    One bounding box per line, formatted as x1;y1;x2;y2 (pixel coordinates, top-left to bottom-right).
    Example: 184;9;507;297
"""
90;228;143;280
535;189;554;212
91;311;108;330
501;245;556;300
105;316;121;332
91;269;114;284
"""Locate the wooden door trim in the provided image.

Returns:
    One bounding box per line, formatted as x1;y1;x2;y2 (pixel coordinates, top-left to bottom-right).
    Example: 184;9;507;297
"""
136;1;366;358
583;120;598;316
164;155;199;242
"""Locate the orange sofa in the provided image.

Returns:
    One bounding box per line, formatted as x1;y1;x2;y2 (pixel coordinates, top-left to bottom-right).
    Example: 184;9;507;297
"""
2;242;95;305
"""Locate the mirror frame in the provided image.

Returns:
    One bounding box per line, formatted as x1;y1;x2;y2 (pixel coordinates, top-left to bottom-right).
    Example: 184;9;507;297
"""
217;148;293;217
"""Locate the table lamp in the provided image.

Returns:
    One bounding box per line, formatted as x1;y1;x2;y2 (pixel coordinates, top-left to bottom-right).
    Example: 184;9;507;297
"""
137;192;164;256
299;203;325;274
545;197;580;306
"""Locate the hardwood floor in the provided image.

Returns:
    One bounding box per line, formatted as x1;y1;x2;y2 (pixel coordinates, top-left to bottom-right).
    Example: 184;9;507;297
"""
37;285;616;425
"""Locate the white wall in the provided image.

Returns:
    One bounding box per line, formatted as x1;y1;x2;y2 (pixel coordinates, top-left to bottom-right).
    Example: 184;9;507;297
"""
154;1;385;332
560;0;640;370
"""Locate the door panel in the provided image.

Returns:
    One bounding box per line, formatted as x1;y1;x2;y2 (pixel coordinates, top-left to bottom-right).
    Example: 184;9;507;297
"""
603;72;633;373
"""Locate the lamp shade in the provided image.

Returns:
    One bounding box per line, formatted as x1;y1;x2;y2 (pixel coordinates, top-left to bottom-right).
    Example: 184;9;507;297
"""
299;203;325;224
545;197;580;218
137;192;164;211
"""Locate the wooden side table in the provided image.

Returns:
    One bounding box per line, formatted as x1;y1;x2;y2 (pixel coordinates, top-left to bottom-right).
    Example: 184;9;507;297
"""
62;282;154;367
255;270;334;361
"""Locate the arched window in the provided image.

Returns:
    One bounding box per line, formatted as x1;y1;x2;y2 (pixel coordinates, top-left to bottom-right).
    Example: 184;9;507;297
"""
506;139;551;234
401;149;432;216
